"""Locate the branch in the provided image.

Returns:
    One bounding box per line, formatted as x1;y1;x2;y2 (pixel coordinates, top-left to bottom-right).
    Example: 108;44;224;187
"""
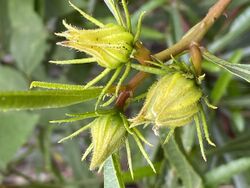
154;0;231;61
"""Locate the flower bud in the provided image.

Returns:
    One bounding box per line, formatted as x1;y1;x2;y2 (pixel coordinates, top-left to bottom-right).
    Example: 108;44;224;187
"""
57;23;134;69
132;72;202;128
90;114;126;170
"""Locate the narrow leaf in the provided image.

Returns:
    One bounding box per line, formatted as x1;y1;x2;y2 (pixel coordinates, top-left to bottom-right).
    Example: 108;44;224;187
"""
131;0;165;26
205;157;250;187
223;95;250;108
0;88;102;111
208;7;250;52
202;50;250;83
122;162;162;184
210;50;243;104
160;130;203;188
104;155;125;188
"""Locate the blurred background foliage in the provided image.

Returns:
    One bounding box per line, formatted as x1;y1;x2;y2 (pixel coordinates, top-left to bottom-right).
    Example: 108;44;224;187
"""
0;0;250;187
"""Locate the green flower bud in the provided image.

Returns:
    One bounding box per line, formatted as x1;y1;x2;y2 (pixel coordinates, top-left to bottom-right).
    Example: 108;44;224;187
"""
90;114;126;170
57;23;134;69
132;72;202;128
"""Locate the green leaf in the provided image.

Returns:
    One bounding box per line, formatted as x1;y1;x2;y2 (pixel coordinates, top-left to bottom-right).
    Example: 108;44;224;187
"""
208;7;250;52
207;133;250;156
161;131;203;188
45;0;86;18
210;50;243;105
131;0;165;26
63;138;94;181
205;157;250;187
181;124;196;152
140;27;165;40
8;0;47;75
0;1;11;50
202;50;250;83
0;66;28;90
0;88;102;111
223;95;250;108
104;155;125;188
0;111;39;170
122;162;162;184
166;2;184;42
231;111;245;132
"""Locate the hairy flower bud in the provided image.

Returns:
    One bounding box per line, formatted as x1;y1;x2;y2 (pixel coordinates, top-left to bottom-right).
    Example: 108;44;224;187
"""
132;72;202;128
90;114;126;170
57;23;134;69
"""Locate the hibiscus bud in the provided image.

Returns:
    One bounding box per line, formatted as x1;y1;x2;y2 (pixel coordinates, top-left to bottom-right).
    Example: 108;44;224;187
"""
57;22;134;69
90;114;126;170
132;72;202;128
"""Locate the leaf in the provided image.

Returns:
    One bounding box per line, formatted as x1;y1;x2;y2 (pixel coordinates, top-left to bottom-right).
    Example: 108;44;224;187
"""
166;2;184;42
8;0;47;75
208;7;250;52
0;66;28;90
63;138;93;181
0;88;102;111
181;124;196;152
104;155;125;188
202;50;250;83
205;157;250;187
122;162;162;184
131;0;166;26
0;111;39;170
0;66;39;171
45;0;86;17
231;111;245;132
160;130;203;188
223;95;250;108
0;0;11;50
208;132;250;156
210;50;243;105
140;27;165;40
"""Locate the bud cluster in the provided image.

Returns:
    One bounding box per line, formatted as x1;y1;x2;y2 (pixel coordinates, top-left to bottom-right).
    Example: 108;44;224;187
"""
53;0;219;177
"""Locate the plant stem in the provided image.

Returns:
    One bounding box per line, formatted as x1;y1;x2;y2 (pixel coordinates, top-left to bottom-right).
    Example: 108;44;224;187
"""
154;0;231;61
115;42;151;109
115;0;232;110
